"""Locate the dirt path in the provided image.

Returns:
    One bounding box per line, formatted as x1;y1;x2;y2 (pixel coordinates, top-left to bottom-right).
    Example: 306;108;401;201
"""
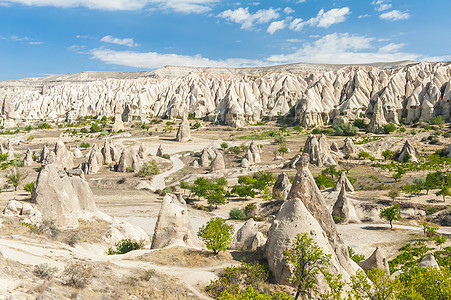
150;154;184;191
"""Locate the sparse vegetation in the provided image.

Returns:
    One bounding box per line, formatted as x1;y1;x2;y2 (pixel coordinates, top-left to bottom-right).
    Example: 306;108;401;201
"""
62;262;93;288
107;239;143;255
197;217;234;255
137;161;159;177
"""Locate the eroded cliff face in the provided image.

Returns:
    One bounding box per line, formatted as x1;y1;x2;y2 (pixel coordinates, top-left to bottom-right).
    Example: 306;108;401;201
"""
0;61;449;127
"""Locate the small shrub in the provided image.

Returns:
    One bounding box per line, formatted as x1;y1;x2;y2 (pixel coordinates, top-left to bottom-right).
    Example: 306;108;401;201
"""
422;222;439;237
429;115;445;127
107;239;143;255
137;161;159;177
24;181;34;195
244;203;257;217
33;263;58;279
25;125;34;131
65;233;80;247
198;217;234;255
62;262;92;288
333;215;342;224
348;246;365;264
383;123;397;134
126;166;134;173
358;151;376;161
80;142;90;148
80;128;88;134
220;142;229;150
353;119;367;129
162;153;170;159
333;123;358;136
382;149;393;160
90;123;101;133
37;123;52;129
229;208;246;220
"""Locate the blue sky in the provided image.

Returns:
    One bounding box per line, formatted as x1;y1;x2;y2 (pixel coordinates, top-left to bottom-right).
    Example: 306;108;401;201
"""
0;0;450;80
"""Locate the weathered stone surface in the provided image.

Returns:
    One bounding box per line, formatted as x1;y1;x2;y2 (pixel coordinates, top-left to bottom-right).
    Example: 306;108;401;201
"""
53;139;74;170
266;153;354;286
176;115;191;142
73;147;83;159
272;172;291;200
368;98;388;133
230;219;259;251
23;148;33;166
241;158;250;168
82;144;103;175
151;194;202;249
303;134;336;166
39;145;49;163
156;144;164;157
419;254;440;269
334;172;354;192
397;140;418;163
3;200;22;216
342;137;359;156
210;151;225;172
332;185;360;224
117;147;141;173
358;247;390;276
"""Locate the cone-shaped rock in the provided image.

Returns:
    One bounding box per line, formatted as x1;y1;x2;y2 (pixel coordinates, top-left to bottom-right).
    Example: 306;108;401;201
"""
176;115;191;142
368;99;388;133
419;254;440;269
342;137;359;156
112;113;124;132
334;172;354;192
138;143;146;159
151;194;202;249
210;151;225;172
101;139;113;164
23;148;33;166
303;134;336;166
397;140;418;163
230;218;259;251
156;144;164;157
53;139;74;169
39;145;49;163
272;172;292;200
332;185;360;224
266;153;354;285
73;147;83;159
358;247;390;276
82;144;103;175
200;147;215;168
117;147;141;173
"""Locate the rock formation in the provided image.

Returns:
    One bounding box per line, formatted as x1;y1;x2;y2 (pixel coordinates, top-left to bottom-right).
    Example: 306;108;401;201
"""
82;144;103;175
397;140;418;163
334;172;354;192
266;153;355;286
23;148;33;166
176;115;191;142
358;247;390;276
151;194;202;249
272;172;292;200
39;145;49;163
3;200;42;225
199;147;216;167
230;219;265;251
156;144;164;157
241;158;250;168
419;254;440;269
138;143;146;159
368;98;388;133
73;147;83;159
53;139;74;170
117;147;141;173
342;137;359;156
332;185;360;224
248;141;261;163
210;151;225;172
1;62;451;128
303;134;336;166
31;164;97;228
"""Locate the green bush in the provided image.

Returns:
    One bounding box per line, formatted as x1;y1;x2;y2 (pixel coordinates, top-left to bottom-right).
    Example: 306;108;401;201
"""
382;149;393;160
90;123;101;133
358;151;376;161
348;246;365;264
353;118;367;129
80;127;89;134
137;161;159;177
429;115;445;127
33;263;58;279
24;182;34;195
315;174;335;189
25;125;34;131
107;239;143;255
80;142;90;148
37;122;52;129
229;208;246;220
197;217;234;255
383;123;397;134
333;123;358;136
162;153;170;159
220;142;229;149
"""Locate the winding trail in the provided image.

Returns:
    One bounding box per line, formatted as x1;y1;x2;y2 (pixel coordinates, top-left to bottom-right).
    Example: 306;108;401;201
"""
150;154;184;191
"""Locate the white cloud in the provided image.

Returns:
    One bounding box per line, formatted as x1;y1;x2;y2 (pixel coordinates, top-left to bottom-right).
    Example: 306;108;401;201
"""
0;0;217;13
379;43;405;53
100;35;139;47
267;20;286;35
288;7;349;31
28;41;44;45
379;10;410;21
217;7;279;30
358;14;370;19
266;33;420;64
372;0;392;12
286;38;302;43
76;35;89;39
283;7;294;14
8;35;43;45
90;48;267;69
295;0;306;3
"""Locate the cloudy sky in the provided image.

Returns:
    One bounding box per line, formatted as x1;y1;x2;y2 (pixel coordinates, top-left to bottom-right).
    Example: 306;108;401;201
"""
0;0;450;80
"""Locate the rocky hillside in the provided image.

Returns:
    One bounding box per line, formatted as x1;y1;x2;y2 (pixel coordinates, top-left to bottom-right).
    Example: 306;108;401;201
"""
0;61;449;128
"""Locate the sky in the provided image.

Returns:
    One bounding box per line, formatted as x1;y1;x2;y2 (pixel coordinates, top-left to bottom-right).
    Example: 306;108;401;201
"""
0;0;450;80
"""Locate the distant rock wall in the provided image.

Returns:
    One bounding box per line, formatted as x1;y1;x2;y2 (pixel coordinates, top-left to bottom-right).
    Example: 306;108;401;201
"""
0;62;450;127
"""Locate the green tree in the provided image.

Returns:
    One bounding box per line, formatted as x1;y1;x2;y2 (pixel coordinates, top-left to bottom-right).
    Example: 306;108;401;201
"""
24;181;34;195
387;187;400;201
398;267;451;300
278;146;289;156
353;118;367;129
435;185;451;202
7;169;28;191
379;204;401;229
383;123;397;134
284;233;331;300
90;123;101;133
231;185;256;199
382;149;393;160
350;268;403;300
333;123;359;136
197;217;234;255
